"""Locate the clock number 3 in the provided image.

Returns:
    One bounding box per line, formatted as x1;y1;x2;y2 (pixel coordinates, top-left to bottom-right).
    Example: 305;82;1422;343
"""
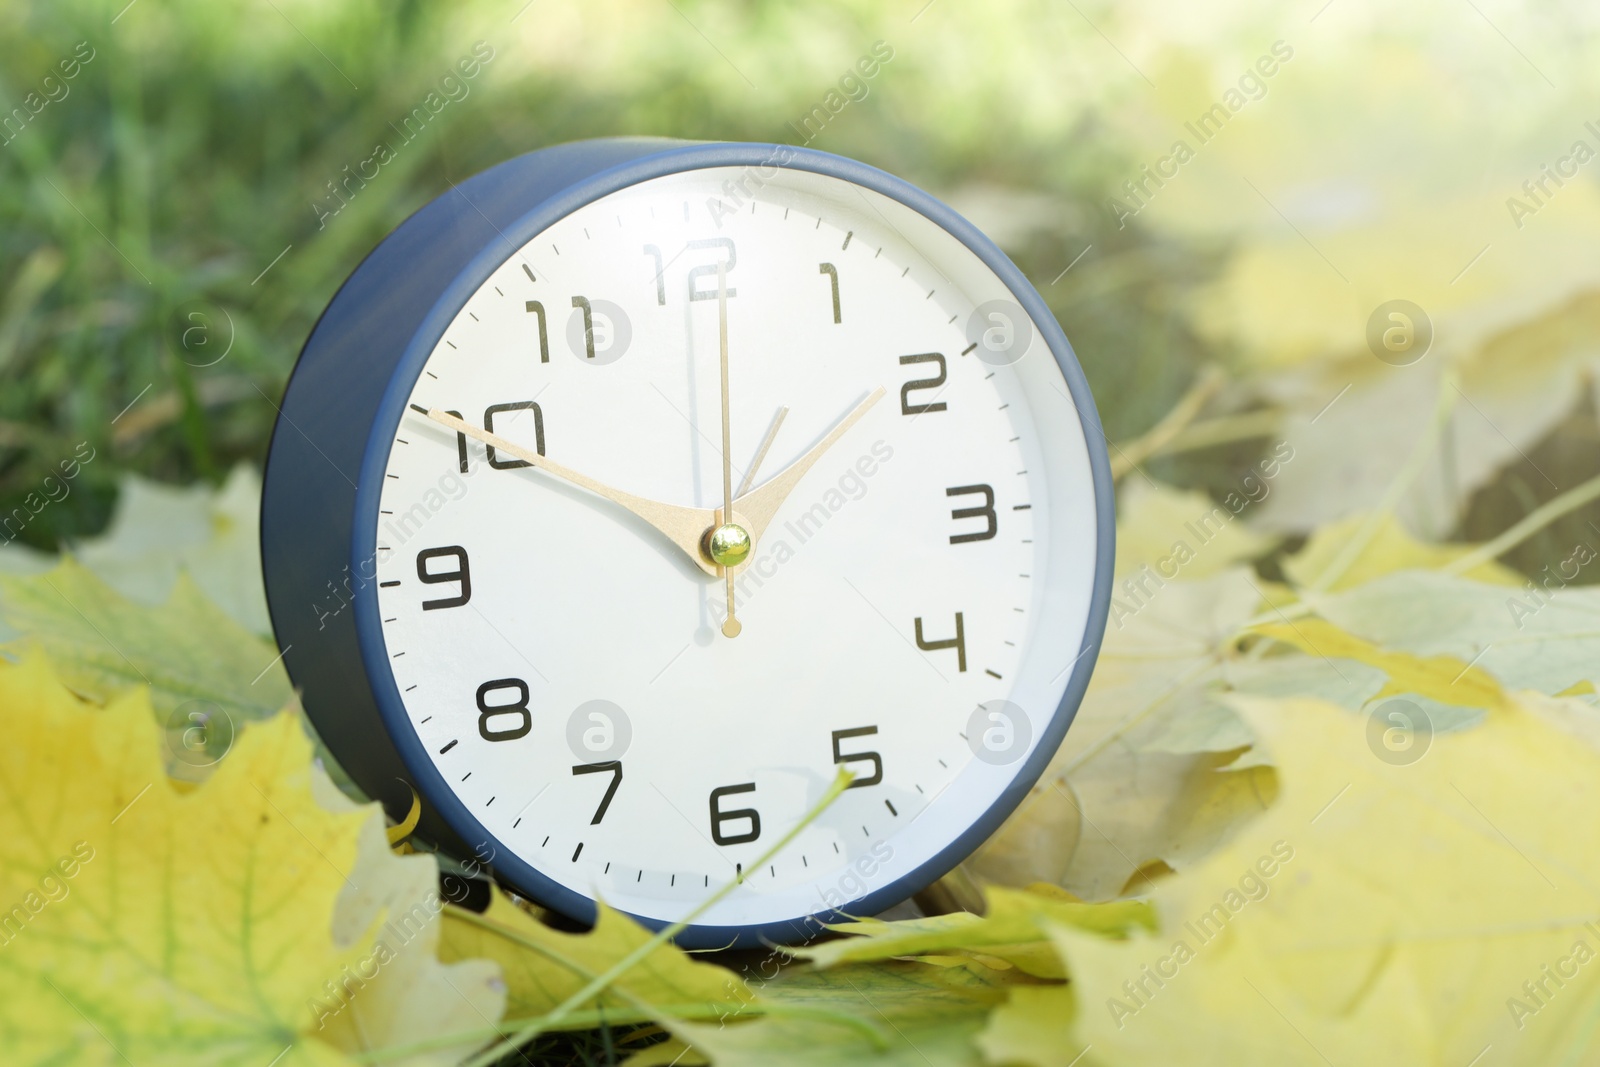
572;761;623;825
946;484;997;544
914;613;967;672
476;678;533;742
709;783;761;845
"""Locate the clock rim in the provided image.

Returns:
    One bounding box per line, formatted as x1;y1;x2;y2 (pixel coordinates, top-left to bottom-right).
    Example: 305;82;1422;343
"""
339;139;1115;947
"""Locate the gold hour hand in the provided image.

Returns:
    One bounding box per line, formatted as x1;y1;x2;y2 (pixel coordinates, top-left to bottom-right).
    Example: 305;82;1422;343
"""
732;387;886;544
419;407;722;577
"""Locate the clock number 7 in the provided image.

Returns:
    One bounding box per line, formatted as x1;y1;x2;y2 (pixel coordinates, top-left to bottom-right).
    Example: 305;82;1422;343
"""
831;727;882;788
572;761;623;825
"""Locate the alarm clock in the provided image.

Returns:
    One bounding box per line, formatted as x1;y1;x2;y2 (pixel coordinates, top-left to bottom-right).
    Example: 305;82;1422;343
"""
261;138;1113;947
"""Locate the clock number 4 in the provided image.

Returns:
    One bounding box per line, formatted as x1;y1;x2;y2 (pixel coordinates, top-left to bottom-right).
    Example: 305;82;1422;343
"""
946;484;997;544
476;678;532;742
572;761;623;825
914;613;967;672
416;546;471;610
709;783;761;845
831;727;882;788
899;353;947;415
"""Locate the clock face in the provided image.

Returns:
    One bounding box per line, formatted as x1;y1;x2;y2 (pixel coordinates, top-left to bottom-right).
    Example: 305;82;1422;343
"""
368;164;1100;931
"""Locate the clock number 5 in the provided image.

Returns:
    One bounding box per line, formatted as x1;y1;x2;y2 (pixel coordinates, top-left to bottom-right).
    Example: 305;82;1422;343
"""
709;783;761;845
416;546;471;609
476;678;532;742
914;613;967;672
946;484;997;544
831;727;882;788
899;353;947;415
572;761;623;825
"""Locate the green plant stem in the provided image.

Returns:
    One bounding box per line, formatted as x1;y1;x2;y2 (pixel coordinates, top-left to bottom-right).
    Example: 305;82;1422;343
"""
454;767;858;1067
1443;469;1600;577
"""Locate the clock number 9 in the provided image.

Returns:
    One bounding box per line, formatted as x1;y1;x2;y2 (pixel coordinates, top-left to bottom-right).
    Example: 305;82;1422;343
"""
831;727;883;788
709;783;761;845
416;546;471;610
476;678;532;742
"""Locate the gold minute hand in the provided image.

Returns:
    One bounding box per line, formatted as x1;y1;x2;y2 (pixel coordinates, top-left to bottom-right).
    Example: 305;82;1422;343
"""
731;386;886;546
420;407;722;578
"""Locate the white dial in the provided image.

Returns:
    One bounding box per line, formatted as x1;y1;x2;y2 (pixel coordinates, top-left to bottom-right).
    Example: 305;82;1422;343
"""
371;165;1100;930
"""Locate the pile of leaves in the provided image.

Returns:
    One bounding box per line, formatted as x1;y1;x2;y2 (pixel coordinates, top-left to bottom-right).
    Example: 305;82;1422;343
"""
1;443;1596;1065
5;0;1600;1062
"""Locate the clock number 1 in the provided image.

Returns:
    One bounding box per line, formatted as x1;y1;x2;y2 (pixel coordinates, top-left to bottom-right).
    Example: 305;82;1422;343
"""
709;783;761;845
476;679;532;742
572;761;623;825
818;262;841;323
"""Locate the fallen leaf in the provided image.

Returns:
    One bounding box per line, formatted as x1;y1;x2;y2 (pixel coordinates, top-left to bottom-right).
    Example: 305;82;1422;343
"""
992;692;1600;1064
0;654;501;1065
439;889;749;1029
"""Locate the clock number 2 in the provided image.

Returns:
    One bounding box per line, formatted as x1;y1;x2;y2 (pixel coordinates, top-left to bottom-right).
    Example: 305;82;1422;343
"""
831;727;883;788
572;761;623;825
709;783;761;845
476;678;532;742
416;546;471;610
899;353;947;415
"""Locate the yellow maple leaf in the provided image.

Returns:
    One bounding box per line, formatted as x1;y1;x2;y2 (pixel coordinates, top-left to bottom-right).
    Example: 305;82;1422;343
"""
0;654;501;1065
984;692;1600;1065
439;888;750;1029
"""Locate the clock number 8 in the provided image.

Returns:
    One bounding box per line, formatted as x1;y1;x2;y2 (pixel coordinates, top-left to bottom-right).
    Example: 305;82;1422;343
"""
709;783;761;845
476;678;532;742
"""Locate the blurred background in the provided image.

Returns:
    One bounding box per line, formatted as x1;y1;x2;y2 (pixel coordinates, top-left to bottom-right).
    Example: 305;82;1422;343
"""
3;0;1599;586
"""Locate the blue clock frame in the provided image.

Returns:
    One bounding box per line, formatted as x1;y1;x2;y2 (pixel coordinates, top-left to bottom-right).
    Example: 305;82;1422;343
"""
261;137;1115;948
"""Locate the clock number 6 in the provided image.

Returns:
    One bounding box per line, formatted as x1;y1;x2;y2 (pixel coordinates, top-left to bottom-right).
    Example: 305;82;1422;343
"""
831;727;883;788
572;761;623;825
417;546;471;610
709;783;761;845
476;678;532;742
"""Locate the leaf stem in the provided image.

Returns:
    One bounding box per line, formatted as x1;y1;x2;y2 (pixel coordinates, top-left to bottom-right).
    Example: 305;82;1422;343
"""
1443;469;1600;577
456;767;857;1067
